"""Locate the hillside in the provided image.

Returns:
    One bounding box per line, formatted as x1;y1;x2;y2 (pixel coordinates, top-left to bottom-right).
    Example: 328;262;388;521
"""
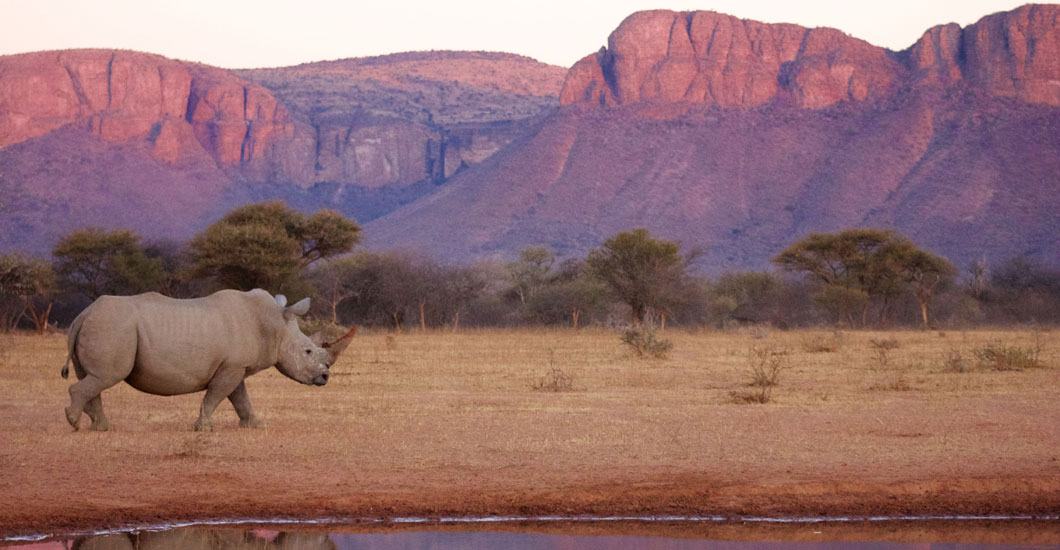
0;50;564;254
365;5;1060;271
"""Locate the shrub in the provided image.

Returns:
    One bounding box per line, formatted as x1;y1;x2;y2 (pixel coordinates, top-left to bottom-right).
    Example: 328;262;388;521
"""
869;337;900;350
941;350;973;373
532;368;575;392
731;346;786;404
973;343;1044;371
621;324;673;359
803;336;838;353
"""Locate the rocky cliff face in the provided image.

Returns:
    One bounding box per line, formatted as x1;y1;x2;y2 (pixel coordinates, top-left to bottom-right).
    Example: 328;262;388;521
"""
237;51;565;189
368;4;1060;270
0;49;564;254
0;50;312;179
0;50;564;193
562;4;1060;109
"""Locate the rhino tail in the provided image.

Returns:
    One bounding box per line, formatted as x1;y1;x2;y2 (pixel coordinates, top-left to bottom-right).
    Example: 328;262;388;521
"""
62;309;88;380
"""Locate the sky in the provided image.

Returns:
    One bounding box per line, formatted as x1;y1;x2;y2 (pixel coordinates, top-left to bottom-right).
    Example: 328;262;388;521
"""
0;1;1034;69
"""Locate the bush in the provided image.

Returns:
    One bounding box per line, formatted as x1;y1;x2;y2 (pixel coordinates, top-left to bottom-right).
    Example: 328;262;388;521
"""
620;324;673;359
973;343;1044;371
731;346;786;404
941;350;974;373
532;368;575;392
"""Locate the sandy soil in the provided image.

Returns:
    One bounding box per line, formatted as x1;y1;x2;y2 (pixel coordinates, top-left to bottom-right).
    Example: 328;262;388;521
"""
0;328;1057;539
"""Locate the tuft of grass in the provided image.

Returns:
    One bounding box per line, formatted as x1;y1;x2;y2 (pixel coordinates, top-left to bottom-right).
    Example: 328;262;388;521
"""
532;367;575;392
869;337;900;351
804;336;838;353
532;349;575;392
973;342;1044;371
731;346;786;404
941;349;974;373
621;324;673;359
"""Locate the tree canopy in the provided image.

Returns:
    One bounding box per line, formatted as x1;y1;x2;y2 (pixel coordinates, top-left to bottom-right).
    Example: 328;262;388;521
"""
190;201;360;292
773;229;955;326
52;228;165;300
586;228;691;324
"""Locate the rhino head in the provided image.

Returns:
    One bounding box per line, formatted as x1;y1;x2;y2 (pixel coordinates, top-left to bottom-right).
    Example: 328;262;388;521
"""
272;294;355;386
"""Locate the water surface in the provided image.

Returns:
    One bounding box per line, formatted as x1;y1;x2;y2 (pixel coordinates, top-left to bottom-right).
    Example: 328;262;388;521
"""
6;522;1060;550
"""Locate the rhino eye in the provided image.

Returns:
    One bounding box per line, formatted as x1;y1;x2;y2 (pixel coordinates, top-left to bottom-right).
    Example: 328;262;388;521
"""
305;349;312;356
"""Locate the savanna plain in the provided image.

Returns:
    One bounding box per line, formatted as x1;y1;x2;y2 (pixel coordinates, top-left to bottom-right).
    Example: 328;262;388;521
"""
1;327;1058;539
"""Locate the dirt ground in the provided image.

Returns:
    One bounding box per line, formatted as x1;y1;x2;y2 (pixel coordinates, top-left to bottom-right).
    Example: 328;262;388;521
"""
0;328;1058;539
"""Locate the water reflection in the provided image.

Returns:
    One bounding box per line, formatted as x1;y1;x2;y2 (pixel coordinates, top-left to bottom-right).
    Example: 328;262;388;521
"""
68;530;334;550
13;525;1056;550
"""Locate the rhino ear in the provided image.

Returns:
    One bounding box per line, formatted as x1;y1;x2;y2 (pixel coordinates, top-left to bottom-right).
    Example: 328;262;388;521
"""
284;297;311;318
274;294;288;307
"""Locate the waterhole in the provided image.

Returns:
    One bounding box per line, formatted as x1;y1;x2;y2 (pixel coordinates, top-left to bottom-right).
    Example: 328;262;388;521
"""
5;519;1060;549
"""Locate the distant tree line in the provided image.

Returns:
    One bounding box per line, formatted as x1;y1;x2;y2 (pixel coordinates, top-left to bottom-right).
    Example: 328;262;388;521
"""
3;201;1059;332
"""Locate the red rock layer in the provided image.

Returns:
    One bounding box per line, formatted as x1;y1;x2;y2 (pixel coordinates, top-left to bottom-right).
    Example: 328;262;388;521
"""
562;5;1060;109
0;50;311;181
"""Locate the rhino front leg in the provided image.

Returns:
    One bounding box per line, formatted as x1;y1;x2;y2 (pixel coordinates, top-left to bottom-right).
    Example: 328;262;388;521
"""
194;367;246;432
228;381;263;429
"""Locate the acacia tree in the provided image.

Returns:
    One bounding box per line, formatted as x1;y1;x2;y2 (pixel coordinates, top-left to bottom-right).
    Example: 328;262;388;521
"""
527;258;608;328
773;229;954;327
53;227;165;300
586;228;691;325
331;252;440;330
0;254;55;333
896;248;957;328
190;201;360;293
505;246;555;307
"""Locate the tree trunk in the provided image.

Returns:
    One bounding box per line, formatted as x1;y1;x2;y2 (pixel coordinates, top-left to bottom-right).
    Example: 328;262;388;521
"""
452;311;460;331
419;300;426;331
571;309;580;330
330;279;342;324
660;313;667;331
26;301;52;335
632;303;646;325
920;300;929;329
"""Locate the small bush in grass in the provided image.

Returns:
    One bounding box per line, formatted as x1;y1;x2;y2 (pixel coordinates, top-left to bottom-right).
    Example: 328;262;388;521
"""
532;349;574;392
942;350;974;373
869;337;900;350
804;336;838;353
731;346;786;404
532;367;575;392
621;324;673;359
973;343;1044;371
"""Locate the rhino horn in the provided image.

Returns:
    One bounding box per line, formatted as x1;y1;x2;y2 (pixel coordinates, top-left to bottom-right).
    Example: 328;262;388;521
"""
323;325;358;359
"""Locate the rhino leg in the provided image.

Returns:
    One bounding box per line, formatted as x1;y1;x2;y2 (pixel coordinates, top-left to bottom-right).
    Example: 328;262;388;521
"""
66;375;118;431
228;381;263;429
83;395;111;431
194;367;247;432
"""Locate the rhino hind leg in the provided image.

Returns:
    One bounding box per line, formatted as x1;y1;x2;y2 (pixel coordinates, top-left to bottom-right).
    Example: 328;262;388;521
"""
66;375;117;431
84;395;111;431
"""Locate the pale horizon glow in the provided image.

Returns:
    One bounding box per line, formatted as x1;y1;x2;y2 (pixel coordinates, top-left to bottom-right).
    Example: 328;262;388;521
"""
0;1;1035;69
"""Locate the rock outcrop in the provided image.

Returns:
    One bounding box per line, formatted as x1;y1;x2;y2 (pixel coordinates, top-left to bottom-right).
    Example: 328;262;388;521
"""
237;51;565;189
562;4;1060;109
912;4;1060;105
0;50;312;180
369;4;1060;271
561;10;903;109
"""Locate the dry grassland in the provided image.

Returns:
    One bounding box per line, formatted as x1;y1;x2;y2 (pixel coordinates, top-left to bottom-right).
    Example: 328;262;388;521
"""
0;327;1058;537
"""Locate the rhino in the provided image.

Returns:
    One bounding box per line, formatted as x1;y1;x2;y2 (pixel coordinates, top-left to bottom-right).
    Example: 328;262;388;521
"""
61;289;356;432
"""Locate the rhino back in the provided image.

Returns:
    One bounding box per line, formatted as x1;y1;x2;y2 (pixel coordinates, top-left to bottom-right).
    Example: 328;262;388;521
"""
117;290;280;395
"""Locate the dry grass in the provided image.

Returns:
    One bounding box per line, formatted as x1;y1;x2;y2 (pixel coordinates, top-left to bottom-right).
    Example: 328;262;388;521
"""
0;327;1059;533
